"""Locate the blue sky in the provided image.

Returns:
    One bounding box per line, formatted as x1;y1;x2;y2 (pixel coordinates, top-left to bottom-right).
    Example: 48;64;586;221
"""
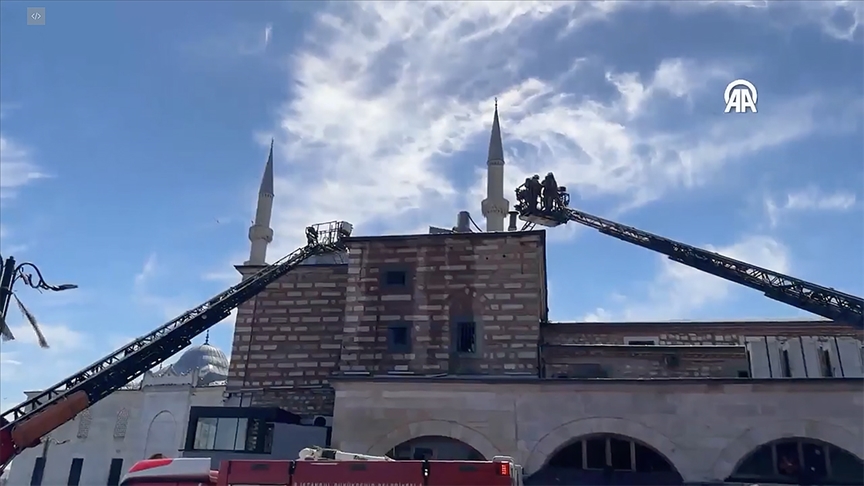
0;1;861;410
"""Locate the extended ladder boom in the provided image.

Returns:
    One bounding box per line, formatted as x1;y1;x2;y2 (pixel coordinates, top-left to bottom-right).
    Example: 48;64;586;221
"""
515;174;863;328
0;221;353;469
298;446;394;461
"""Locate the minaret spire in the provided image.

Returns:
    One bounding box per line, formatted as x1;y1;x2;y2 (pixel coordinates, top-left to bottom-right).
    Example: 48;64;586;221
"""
245;140;275;265
488;99;504;163
260;139;274;196
204;330;210;345
480;100;509;232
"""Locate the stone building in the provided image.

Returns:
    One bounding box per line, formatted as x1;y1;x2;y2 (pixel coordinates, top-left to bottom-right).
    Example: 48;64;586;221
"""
8;339;228;486
223;107;864;485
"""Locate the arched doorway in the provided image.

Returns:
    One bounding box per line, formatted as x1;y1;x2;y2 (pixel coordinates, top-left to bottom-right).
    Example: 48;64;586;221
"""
386;436;485;461
727;437;864;485
144;411;177;459
527;434;683;485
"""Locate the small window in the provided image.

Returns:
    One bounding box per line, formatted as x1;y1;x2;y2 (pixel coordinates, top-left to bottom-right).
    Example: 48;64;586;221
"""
67;458;84;486
780;349;792;377
455;321;476;354
387;323;412;353
624;337;658;345
30;457;46;486
107;458;124;486
737;370;750;378
819;348;833;377
382;270;407;287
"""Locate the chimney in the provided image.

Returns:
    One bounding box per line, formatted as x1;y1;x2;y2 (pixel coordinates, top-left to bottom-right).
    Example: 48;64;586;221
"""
507;211;518;231
455;211;472;233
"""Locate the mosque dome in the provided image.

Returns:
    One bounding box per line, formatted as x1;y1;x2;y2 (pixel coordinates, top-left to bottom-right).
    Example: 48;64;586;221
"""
171;332;229;385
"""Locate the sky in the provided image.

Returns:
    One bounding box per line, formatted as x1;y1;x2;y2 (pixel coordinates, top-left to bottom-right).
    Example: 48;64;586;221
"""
0;1;862;411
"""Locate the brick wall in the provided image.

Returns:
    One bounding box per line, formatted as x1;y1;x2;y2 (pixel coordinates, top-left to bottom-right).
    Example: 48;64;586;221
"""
338;231;547;375
542;344;749;378
227;263;347;416
543;321;864;346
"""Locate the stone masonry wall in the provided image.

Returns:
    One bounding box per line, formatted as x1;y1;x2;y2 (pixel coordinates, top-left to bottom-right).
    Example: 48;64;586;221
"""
228;263;347;416
543;320;864;346
338;231;547;375
543;344;749;379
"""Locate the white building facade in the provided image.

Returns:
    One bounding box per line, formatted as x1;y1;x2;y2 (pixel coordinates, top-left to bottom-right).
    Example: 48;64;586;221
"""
7;342;228;486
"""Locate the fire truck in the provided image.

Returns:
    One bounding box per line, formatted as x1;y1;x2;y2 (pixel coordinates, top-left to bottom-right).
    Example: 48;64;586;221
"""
119;447;524;486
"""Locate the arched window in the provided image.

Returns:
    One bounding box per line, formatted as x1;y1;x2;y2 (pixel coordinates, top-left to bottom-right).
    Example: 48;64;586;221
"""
532;434;682;486
114;408;130;439
547;434;675;472
386;436;484;461
729;437;864;485
76;410;92;439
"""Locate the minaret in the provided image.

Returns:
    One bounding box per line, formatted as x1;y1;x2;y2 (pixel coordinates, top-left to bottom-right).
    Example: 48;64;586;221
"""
480;99;509;232
245;140;275;265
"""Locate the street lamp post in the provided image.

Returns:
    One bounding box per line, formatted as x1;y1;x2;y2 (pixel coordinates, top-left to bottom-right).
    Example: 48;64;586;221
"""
0;255;78;346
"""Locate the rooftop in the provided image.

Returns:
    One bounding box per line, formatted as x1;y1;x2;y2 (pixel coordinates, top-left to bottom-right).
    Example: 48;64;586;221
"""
343;229;545;244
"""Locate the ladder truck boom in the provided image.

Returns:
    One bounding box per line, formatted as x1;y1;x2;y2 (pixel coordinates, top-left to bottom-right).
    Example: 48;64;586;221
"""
0;221;354;470
298;446;395;461
515;173;863;328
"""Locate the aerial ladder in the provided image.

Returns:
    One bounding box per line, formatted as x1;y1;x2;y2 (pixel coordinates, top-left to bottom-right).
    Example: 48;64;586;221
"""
515;173;864;329
298;446;395;461
0;221;355;471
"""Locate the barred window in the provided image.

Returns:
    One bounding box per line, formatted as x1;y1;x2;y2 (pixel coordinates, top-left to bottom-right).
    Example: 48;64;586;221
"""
456;321;476;354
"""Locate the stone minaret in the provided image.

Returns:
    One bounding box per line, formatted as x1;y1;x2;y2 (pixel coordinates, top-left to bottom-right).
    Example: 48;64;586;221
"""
480;99;509;232
245;139;275;265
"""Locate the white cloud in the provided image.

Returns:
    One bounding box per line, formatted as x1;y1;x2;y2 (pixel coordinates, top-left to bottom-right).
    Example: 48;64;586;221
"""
0;352;21;366
263;23;273;49
668;1;861;42
583;235;792;321
132;253;194;320
766;0;862;42
260;1;855;261
134;253;158;287
0;134;47;200
4;322;85;351
201;251;246;284
0;322;87;395
183;22;275;60
765;187;858;227
0;225;28;255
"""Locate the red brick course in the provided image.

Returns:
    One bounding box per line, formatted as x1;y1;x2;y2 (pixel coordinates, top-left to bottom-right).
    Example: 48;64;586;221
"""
228;264;347;415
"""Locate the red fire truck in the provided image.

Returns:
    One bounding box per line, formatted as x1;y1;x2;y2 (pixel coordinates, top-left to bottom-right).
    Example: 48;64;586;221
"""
120;447;524;486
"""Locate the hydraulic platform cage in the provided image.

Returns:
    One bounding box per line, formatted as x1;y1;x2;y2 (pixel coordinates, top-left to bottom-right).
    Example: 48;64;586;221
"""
309;221;354;246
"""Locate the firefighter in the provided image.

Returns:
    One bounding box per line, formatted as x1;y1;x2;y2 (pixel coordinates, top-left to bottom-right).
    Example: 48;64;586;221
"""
541;172;558;211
